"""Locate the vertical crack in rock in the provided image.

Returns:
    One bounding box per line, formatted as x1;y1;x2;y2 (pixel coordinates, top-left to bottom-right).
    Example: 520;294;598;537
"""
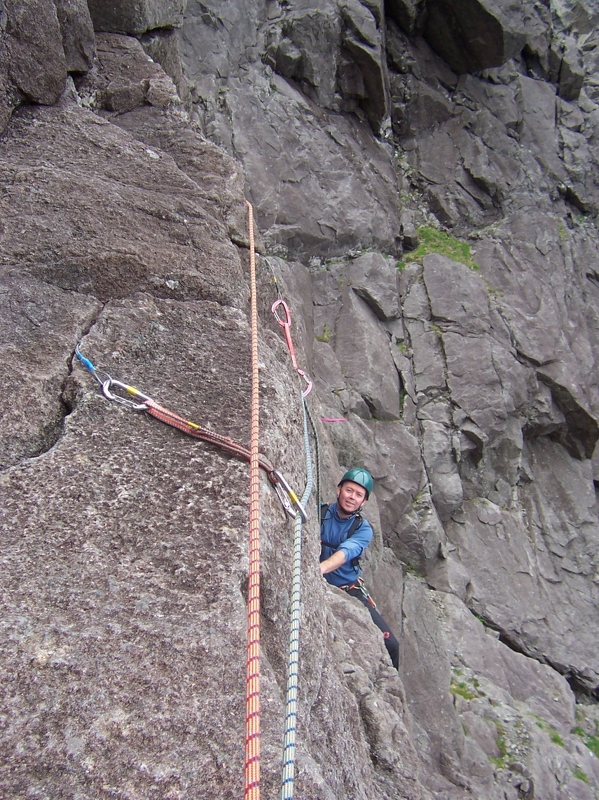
1;304;107;472
0;271;104;471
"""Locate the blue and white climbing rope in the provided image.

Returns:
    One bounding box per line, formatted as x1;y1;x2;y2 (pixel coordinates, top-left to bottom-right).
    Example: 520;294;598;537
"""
267;268;320;798
280;395;314;800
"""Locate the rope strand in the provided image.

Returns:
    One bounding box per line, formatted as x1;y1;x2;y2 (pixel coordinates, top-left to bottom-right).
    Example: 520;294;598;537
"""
280;397;314;799
244;201;261;800
267;265;319;798
306;403;321;515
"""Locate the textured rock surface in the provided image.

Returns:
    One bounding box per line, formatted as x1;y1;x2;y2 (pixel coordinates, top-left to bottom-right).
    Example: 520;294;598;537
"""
2;1;599;798
87;0;187;35
0;1;68;132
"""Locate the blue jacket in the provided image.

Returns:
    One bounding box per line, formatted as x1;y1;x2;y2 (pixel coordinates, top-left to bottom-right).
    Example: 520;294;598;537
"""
320;502;373;587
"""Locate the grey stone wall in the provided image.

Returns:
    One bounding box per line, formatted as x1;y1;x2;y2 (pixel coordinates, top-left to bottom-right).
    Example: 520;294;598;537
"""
1;1;599;798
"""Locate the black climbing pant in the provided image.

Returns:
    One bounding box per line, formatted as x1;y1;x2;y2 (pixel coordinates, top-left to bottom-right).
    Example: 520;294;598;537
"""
343;583;400;670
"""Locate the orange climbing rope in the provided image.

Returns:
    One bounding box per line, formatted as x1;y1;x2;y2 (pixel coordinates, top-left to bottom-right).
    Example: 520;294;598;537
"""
244;200;261;800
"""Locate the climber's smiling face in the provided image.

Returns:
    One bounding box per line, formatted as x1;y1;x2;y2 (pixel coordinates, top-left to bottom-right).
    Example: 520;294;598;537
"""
336;480;367;517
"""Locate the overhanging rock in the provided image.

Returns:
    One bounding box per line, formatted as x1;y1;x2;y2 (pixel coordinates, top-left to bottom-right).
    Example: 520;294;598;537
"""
423;0;527;74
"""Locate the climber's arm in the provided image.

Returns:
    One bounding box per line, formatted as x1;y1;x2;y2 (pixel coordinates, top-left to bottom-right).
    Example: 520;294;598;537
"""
320;549;347;575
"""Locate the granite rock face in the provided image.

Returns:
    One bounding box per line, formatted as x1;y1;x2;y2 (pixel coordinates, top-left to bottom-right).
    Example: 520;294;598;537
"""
87;0;187;35
0;0;94;132
2;1;599;799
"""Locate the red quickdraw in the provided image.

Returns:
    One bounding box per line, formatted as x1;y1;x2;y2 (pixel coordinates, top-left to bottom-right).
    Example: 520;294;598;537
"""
271;299;313;397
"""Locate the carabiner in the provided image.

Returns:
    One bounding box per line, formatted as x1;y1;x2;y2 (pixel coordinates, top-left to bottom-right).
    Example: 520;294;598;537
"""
271;299;298;367
102;378;150;411
273;484;298;519
272;470;308;522
271;298;292;327
297;369;312;398
271;299;312;396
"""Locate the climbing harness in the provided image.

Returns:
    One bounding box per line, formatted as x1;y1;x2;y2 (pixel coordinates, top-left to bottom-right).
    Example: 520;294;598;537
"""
74;353;306;523
339;577;377;610
245;199;261;800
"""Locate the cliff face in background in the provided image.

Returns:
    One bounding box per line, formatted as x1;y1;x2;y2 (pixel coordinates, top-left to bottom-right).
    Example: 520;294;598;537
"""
2;1;599;798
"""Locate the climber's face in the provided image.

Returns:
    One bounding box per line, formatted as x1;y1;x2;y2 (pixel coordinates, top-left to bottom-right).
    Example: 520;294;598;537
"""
337;480;367;516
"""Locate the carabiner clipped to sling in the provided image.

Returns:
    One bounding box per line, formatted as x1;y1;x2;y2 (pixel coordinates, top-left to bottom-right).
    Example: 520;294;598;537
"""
271;469;308;522
102;378;150;411
271;299;312;397
76;348;307;522
271;480;298;520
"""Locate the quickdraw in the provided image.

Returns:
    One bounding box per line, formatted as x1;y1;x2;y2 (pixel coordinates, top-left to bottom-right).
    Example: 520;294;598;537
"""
341;577;377;610
271;299;312;397
75;347;307;522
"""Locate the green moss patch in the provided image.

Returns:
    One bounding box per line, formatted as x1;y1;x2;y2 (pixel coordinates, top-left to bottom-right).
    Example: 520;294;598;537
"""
450;680;477;701
573;767;589;784
572;715;599;758
489;722;508;768
315;323;331;343
535;716;564;747
398;226;479;271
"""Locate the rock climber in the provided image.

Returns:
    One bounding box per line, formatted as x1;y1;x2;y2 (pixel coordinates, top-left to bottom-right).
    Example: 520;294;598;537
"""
320;467;400;670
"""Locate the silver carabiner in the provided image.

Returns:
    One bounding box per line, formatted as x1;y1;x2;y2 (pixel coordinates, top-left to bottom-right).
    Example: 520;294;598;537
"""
273;483;298;519
272;470;308;522
102;378;150;411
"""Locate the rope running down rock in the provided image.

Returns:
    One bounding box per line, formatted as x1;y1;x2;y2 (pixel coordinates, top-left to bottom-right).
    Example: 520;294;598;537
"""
280;397;314;799
268;268;318;798
244;200;261;800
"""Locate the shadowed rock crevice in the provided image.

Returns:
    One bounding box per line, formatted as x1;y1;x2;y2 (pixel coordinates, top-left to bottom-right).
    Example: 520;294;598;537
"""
87;0;187;37
497;625;599;705
0;273;103;470
538;373;599;460
0;392;71;472
0;297;110;471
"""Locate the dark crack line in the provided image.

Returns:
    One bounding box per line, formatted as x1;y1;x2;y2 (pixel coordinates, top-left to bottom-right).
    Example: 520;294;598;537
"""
0;303;109;474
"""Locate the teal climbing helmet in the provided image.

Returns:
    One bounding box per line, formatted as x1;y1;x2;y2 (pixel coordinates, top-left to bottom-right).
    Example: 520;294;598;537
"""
338;467;373;499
